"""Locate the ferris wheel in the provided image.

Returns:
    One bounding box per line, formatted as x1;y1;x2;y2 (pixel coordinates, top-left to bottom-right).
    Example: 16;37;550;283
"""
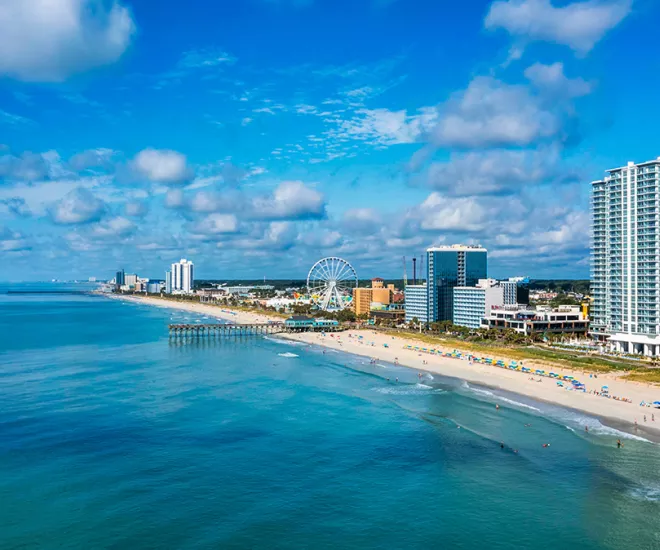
307;257;359;311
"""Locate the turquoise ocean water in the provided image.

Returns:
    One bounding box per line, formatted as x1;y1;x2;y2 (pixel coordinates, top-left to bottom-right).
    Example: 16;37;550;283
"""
1;286;659;549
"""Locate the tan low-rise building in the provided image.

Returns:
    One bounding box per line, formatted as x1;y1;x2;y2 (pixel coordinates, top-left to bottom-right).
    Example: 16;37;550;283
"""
353;278;393;316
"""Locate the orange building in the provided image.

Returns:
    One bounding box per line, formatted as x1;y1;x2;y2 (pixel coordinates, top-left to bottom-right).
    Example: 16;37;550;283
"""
353;278;394;316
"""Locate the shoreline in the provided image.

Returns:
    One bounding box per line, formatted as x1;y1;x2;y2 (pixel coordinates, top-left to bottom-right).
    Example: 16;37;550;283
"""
109;293;660;439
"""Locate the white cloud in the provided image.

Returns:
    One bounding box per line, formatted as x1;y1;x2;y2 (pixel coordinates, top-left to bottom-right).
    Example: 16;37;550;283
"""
0;226;30;252
164;189;185;209
0;197;31;217
252;181;326;220
124;200;148;217
327;107;438;147
0;0;136;82
49;187;106;225
69;148;117;171
192;213;239;235
342;208;383;234
431;77;559;149
0;152;51;181
133;148;193;184
178;48;236;68
91;216;136;238
425;148;565;196
0;109;35;126
524;62;592;97
418;193;490;232
485;0;632;54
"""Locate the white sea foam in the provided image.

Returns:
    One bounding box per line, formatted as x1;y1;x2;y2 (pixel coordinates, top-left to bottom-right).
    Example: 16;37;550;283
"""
263;336;307;347
465;384;541;412
278;352;299;358
629;485;660;502
375;384;444;396
557;411;653;442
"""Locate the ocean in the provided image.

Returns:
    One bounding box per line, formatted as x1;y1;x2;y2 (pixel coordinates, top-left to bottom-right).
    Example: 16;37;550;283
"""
1;286;659;549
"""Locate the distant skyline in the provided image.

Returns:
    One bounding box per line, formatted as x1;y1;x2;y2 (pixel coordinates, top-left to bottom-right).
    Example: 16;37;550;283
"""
1;0;658;281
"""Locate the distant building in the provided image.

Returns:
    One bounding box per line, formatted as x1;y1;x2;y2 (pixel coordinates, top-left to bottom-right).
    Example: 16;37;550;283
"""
123;273;138;290
353;278;393;316
404;284;428;324
88;277;97;283
171;259;194;293
592;157;660;355
147;282;163;294
165;271;172;294
502;278;530;305
116;269;125;287
482;305;589;336
285;316;316;329
427;245;487;322
453;279;514;329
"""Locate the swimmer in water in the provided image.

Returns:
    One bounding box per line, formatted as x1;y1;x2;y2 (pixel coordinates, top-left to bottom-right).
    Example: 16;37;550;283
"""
617;439;622;448
500;442;504;449
496;404;500;410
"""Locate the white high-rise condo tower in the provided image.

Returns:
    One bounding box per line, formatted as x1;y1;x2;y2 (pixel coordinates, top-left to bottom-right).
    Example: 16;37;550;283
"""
591;157;660;356
171;258;194;293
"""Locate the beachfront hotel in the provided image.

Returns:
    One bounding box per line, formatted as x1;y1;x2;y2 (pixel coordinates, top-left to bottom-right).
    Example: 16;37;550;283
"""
452;278;519;329
168;258;195;294
591;157;660;355
428;245;488;322
404;245;488;324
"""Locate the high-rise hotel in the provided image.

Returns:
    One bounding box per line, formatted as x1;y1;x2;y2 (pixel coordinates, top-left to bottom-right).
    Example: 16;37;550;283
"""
167;258;194;294
591;157;660;355
404;245;487;324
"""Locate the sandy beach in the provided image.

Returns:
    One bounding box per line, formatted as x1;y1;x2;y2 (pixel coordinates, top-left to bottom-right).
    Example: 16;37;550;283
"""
112;294;660;437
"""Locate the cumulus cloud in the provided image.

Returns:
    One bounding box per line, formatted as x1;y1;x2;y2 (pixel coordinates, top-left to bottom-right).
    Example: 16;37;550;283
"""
485;0;632;54
524;62;592;98
164;188;186;209
191;213;239;235
49;187;106;224
91;216;136;239
0;197;32;217
132;148;193;185
252;181;326;220
188;190;245;213
417;193;490;232
0;225;30;252
431;77;559;149
124;200;148;217
69;148;117;171
0;151;51;182
342;208;383;234
0;0;136;82
425;148;569;196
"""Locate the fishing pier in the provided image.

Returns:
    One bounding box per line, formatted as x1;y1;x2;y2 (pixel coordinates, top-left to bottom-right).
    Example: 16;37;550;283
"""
168;322;287;337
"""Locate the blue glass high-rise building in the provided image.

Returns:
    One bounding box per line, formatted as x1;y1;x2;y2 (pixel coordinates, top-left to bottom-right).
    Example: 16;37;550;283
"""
427;245;487;322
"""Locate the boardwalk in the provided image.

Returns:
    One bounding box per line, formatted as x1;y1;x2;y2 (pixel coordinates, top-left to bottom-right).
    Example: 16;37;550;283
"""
168;323;285;337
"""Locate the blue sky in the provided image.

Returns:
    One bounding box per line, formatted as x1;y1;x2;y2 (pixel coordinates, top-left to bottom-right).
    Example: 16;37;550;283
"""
1;0;658;281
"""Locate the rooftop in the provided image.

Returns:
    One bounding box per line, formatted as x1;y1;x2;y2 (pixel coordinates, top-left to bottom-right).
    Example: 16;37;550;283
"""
426;244;487;252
